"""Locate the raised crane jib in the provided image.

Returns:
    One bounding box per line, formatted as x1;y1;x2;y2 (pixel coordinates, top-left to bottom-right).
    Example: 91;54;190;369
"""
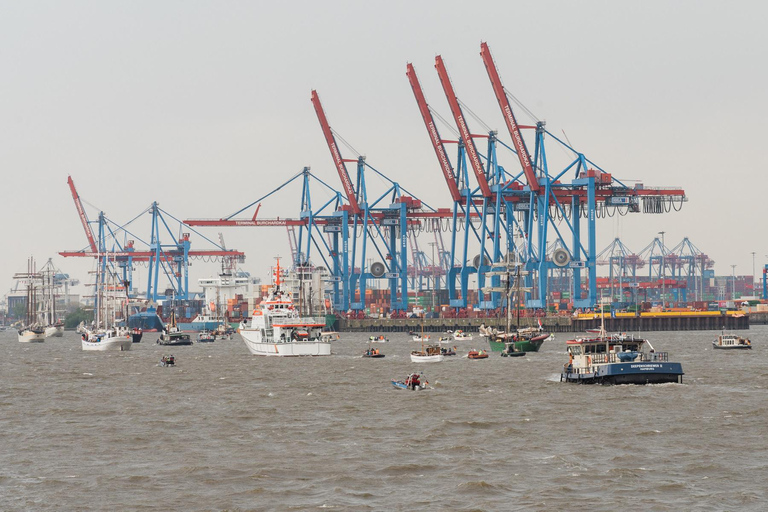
310;90;361;215
66;175;98;253
406;63;462;203
434;55;493;199
480;42;540;193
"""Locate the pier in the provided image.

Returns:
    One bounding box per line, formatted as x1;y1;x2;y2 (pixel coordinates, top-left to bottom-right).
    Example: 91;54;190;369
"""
337;312;750;333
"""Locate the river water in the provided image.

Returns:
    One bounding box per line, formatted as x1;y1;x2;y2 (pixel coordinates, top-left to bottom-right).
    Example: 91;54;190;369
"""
1;326;766;511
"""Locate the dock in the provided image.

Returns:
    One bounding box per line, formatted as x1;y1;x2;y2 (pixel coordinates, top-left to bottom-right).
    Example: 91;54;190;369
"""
337;311;750;333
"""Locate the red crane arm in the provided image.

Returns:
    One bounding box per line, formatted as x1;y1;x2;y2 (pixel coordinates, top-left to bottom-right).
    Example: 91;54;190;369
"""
310;90;361;215
67;175;98;253
59;250;245;258
406;63;462;203
184;218;306;227
434;55;493;198
480;42;540;193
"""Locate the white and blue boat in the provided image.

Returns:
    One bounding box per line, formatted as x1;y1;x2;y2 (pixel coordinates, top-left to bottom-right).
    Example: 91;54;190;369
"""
561;307;683;385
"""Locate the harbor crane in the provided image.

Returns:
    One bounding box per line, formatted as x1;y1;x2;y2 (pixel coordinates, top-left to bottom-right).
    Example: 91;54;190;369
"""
61;176;244;301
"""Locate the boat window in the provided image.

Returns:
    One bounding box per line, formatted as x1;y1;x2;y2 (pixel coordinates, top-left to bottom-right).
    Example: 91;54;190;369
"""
570;346;582;355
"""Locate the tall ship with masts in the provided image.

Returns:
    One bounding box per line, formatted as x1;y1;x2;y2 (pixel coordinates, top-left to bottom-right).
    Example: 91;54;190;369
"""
15;257;45;343
81;255;132;351
238;258;333;356
481;256;550;353
40;259;65;338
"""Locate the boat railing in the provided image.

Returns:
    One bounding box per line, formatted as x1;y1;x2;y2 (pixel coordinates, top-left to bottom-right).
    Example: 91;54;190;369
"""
270;316;326;326
591;351;670;364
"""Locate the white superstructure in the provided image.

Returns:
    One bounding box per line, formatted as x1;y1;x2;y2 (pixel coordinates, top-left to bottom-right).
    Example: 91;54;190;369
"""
238;259;332;356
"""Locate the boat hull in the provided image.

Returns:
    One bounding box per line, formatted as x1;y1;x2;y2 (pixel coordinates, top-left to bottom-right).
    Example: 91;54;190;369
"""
410;353;444;363
45;325;64;338
488;334;548;353
391;380;426;390
156;338;193;346
18;330;45;343
712;343;751;350
240;329;330;356
561;361;684;385
82;335;132;351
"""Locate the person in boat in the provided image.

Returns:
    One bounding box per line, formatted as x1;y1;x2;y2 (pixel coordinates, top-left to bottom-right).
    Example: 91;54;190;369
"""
407;373;421;390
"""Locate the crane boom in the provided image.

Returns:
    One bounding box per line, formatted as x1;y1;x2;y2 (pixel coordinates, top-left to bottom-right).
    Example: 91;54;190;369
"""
480;42;540;192
66;175;98;253
406;63;462;202
434;55;492;198
310;90;361;215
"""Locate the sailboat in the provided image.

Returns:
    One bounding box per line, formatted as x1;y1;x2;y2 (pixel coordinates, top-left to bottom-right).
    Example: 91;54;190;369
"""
40;259;64;338
16;257;45;343
410;314;444;363
482;257;549;354
81;254;132;351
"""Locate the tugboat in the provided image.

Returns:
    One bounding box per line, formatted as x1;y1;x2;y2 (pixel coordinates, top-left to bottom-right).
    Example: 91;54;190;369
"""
560;305;684;385
712;332;751;350
156;311;193;346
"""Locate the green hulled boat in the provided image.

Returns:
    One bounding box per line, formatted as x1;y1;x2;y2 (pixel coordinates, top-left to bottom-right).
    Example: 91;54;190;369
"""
486;331;549;353
481;257;550;354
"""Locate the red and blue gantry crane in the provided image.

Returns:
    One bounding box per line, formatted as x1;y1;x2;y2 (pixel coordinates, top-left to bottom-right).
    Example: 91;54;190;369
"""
61;176;244;302
406;42;686;310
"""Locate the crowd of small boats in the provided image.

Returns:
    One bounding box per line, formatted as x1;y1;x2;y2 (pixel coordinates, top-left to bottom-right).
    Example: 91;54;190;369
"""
13;258;757;392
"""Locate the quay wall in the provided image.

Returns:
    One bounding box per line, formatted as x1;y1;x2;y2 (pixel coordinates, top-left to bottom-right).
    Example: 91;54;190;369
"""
337;313;750;333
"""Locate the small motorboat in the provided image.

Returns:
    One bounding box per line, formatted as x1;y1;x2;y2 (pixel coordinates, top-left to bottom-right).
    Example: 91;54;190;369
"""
197;330;216;343
368;335;389;343
453;329;473;341
501;344;526;357
392;372;428;390
363;348;385;358
467;349;489;360
159;355;176;367
440;346;457;356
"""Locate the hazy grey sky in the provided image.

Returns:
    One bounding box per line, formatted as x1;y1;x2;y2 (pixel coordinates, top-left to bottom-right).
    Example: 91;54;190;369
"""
2;1;767;296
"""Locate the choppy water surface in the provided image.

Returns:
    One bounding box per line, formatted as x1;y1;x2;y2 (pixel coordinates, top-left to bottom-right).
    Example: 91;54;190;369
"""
1;326;767;511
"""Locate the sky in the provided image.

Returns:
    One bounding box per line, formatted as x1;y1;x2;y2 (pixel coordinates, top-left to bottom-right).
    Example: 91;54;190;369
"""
2;0;767;299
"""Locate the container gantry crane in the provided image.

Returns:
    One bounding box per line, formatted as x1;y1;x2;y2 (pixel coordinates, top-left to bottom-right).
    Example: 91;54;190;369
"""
596;238;644;302
61;176;244;301
408;43;687;311
312;90;435;315
185;167;352;311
